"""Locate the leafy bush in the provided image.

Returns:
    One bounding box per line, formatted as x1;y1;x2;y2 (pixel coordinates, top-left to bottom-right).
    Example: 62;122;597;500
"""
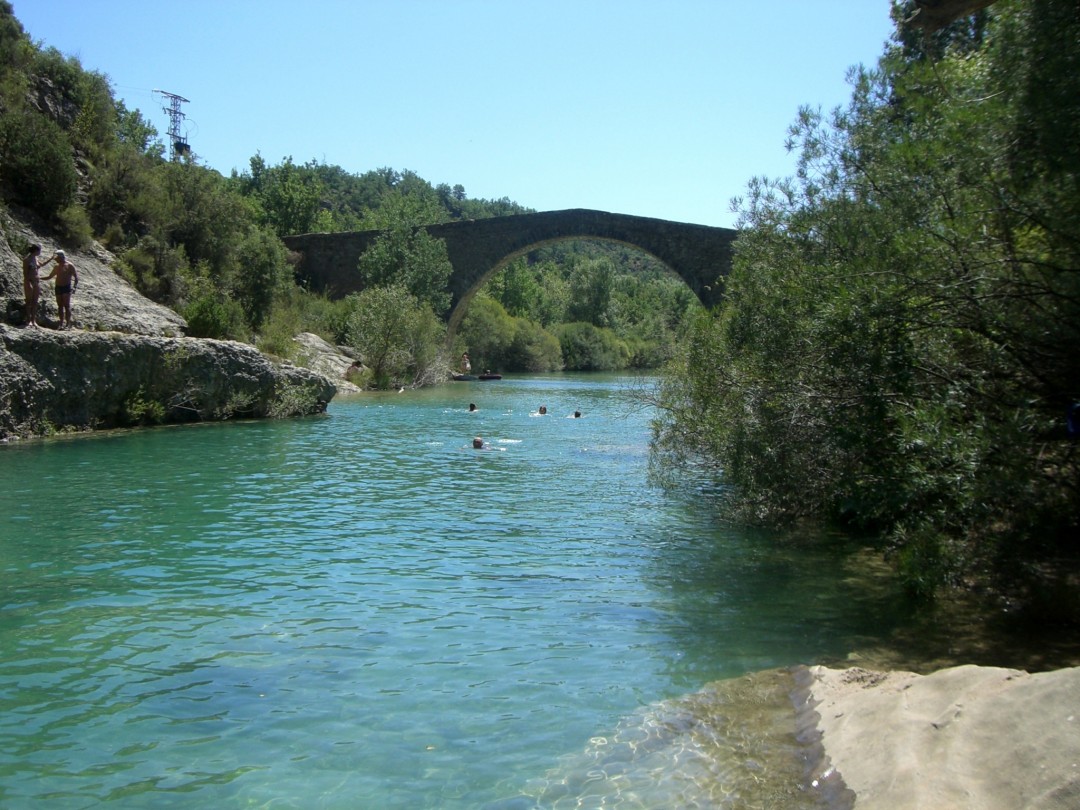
652;1;1080;600
267;383;321;419
115;236;189;304
554;322;629;371
230;225;291;329
122;387;166;425
343;284;445;389
458;294;562;372
505;318;563;372
0;108;77;217
458;294;516;371
181;271;249;341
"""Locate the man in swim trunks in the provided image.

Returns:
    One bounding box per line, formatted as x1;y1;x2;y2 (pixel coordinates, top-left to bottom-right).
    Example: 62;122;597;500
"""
21;244;45;327
40;250;79;329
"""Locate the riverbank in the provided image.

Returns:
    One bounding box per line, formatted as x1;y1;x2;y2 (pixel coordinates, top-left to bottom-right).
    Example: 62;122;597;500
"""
795;663;1080;809
0;324;336;439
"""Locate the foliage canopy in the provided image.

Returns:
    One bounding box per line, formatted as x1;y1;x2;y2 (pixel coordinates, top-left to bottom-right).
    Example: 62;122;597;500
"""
653;0;1080;601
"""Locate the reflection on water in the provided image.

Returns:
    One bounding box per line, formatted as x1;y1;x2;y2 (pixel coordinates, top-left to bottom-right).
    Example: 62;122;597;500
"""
2;374;1054;809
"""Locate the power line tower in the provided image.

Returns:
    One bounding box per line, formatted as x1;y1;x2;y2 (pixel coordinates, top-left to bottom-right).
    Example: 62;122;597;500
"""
153;89;191;161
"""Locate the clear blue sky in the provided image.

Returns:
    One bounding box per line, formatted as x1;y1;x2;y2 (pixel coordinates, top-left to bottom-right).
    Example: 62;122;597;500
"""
15;1;895;228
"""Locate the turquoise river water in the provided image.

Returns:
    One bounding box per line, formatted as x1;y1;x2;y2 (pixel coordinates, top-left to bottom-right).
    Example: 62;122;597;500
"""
1;374;914;809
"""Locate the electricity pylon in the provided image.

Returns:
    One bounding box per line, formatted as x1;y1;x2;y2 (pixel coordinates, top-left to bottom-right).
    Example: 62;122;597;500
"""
153;89;191;161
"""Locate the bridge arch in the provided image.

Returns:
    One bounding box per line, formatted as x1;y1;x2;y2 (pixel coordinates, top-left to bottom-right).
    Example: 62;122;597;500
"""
283;208;737;343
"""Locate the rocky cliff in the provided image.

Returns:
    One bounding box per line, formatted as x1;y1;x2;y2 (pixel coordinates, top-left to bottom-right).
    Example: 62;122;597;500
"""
2;214;187;337
1;325;336;439
1;214;338;440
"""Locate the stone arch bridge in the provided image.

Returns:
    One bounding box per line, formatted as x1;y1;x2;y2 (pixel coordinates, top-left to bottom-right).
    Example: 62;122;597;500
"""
283;208;737;340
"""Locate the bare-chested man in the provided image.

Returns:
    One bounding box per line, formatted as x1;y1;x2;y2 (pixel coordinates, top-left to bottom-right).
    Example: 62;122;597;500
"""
21;244;45;327
40;250;79;330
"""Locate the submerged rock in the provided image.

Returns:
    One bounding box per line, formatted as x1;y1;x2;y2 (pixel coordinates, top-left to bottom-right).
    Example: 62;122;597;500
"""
1;325;336;440
497;669;831;810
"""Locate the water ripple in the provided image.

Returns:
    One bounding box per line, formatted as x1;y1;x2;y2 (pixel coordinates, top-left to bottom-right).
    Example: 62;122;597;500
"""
0;375;905;809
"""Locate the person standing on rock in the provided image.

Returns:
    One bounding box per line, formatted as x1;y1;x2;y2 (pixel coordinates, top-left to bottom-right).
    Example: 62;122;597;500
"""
21;244;45;328
40;250;79;330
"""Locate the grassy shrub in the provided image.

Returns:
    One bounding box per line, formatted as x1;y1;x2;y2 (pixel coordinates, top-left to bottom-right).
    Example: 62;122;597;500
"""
56;203;92;247
122;387;166;426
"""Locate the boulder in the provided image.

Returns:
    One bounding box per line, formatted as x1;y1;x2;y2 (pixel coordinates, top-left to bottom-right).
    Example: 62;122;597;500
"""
291;331;363;394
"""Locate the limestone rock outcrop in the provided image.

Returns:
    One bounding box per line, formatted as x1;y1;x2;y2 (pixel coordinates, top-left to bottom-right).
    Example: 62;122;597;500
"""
1;325;336;440
1;216;187;336
291;332;363;394
1;212;342;440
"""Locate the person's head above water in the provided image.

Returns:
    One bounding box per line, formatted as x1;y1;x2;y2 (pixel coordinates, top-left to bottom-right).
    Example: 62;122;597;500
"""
472;436;484;449
469;403;477;412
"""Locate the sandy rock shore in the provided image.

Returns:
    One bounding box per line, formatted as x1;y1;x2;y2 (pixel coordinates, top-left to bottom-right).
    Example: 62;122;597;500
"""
797;664;1080;809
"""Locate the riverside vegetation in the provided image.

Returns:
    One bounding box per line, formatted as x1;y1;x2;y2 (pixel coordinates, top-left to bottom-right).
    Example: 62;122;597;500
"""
2;0;1077;609
652;1;1080;607
0;0;699;394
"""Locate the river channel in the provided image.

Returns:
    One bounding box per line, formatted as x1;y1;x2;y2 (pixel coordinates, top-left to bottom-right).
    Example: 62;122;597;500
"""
2;373;927;808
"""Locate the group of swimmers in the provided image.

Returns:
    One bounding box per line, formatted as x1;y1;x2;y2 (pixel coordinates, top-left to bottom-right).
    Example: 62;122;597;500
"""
469;402;582;449
22;244;79;329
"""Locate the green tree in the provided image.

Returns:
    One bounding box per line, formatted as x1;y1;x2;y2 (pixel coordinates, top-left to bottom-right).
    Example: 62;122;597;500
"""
653;0;1080;598
554;322;629;371
114;99;162;156
232;224;292;329
161;161;251;271
567;257;615;328
0;1;27;70
356;222;453;315
343;284;444;389
458;294;517;371
362;184;450;230
490;258;541;318
0;108;77;217
258;156;323;237
86;143;161;244
532;262;571;326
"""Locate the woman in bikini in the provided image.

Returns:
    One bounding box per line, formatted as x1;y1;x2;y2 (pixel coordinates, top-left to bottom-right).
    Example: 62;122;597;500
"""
21;244;45;327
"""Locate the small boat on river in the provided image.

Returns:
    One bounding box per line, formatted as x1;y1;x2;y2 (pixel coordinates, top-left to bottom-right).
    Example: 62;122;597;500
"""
451;372;503;381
